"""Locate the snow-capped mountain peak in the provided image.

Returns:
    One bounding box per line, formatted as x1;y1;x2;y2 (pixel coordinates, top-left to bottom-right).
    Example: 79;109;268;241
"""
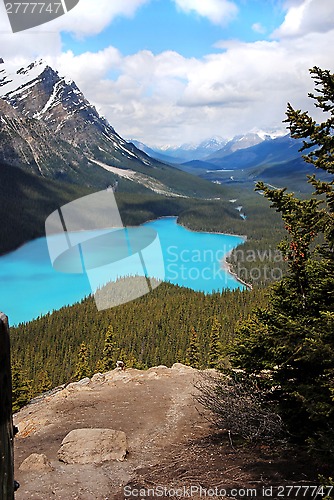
250;128;287;141
0;59;49;97
0;59;165;182
198;136;228;150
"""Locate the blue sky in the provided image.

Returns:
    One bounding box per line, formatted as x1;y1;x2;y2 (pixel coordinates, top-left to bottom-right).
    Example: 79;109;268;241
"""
62;1;286;59
0;0;334;146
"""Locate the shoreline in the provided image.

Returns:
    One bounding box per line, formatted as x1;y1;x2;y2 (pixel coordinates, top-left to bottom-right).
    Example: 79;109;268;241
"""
3;216;252;324
145;214;248;240
145;215;251;290
178;219;252;290
221;248;253;291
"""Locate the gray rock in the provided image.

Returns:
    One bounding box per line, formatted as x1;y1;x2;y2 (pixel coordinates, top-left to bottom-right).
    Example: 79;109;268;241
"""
66;378;91;391
171;362;195;371
90;373;105;384
57;428;127;464
19;453;53;472
76;377;91;385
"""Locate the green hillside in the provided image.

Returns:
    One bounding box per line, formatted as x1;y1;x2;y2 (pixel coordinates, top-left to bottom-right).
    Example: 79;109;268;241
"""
0;161;93;255
10;282;268;398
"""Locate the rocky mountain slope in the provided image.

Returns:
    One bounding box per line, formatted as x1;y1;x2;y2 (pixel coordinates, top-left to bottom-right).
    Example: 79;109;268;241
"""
0;60;223;198
13;364;316;499
0;60;151;168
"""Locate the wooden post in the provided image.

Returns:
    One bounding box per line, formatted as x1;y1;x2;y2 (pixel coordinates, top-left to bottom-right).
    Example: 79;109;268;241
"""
0;312;14;500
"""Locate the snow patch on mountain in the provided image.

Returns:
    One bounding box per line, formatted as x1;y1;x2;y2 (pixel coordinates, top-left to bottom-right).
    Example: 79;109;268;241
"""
33;80;63;120
251;128;287;141
0;59;48;97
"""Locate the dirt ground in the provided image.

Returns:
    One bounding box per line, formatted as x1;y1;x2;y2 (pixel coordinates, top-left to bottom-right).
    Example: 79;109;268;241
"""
13;364;317;500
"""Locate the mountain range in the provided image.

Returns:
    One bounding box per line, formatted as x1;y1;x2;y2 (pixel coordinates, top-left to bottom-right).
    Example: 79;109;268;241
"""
133;132;286;164
0;59;223;199
0;58;320;198
0;56;325;259
132;136;229;164
144;132;326;193
196;134;322;191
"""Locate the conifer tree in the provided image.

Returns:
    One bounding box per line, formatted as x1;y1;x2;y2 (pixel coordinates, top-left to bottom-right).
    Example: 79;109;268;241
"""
35;369;52;394
101;324;117;372
208;316;222;368
12;364;31;412
74;342;91;381
230;67;334;462
186;327;201;368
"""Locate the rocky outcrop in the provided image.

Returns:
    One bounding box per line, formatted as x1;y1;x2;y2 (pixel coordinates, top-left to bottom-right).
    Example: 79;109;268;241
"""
57;428;127;464
19;453;53;472
13;365;203;498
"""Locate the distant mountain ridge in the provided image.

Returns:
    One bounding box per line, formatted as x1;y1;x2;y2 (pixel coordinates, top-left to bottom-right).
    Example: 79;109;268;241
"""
205;133;272;161
130;140;183;165
203;134;301;170
143;130;329;193
133;136;228;163
198;134;330;192
134;132;287;165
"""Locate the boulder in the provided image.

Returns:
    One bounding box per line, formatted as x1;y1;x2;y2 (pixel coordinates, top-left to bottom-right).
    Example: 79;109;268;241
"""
58;428;127;464
171;362;196;371
66;378;91;391
90;373;105;384
19;453;53;472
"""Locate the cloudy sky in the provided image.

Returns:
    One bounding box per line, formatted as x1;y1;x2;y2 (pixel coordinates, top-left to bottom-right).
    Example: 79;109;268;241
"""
0;0;333;146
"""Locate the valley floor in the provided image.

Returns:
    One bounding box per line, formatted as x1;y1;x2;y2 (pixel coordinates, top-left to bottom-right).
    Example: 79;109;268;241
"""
14;365;316;499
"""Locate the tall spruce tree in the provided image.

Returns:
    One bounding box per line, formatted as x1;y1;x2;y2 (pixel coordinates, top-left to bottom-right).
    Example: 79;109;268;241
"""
12;364;31;412
186;327;201;368
101;324;117;372
208;316;222;368
35;369;52;394
74;342;91;381
230;67;334;462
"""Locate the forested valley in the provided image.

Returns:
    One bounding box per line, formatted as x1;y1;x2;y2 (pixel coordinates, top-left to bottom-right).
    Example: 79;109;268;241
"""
10;282;267;409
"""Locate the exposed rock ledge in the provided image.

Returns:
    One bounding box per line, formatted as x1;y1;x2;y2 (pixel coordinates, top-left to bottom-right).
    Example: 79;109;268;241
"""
13;363;203;499
13;363;310;499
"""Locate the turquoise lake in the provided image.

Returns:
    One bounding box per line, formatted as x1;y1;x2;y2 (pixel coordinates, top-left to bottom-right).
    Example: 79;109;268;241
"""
0;217;245;326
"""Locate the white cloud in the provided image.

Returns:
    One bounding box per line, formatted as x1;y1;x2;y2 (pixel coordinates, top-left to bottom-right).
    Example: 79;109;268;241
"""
0;1;60;66
46;25;334;147
273;0;334;38
49;0;151;37
0;0;333;147
0;0;150;64
172;0;238;25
